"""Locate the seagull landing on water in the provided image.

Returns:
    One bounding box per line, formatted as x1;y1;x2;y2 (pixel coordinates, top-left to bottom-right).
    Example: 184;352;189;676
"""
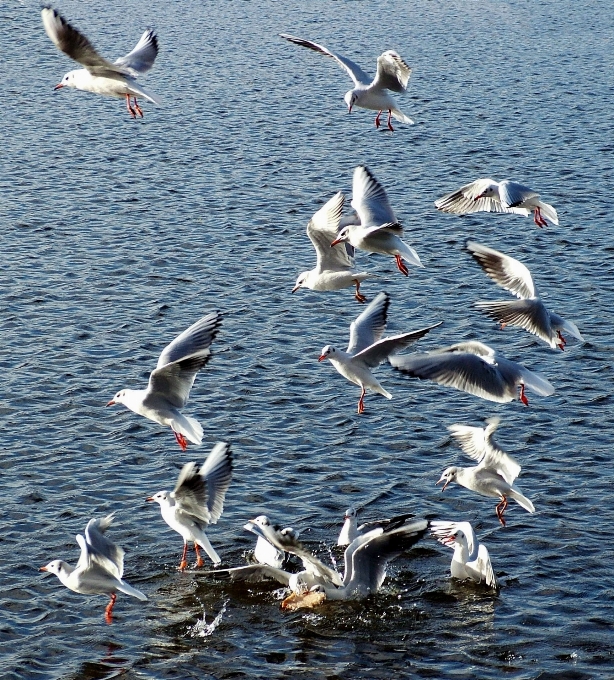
430;520;498;589
435;178;559;228
331;166;423;277
107;312;222;450
437;417;535;527
280;34;414;131
41;6;160;118
146;442;233;570
40;514;147;623
466;241;583;351
292;191;376;303
318;291;441;414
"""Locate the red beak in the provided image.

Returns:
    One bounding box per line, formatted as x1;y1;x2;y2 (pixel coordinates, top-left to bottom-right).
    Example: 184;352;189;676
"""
106;400;115;406
145;496;155;502
330;238;342;247
39;566;48;572
291;284;300;293
436;477;450;492
474;193;485;201
53;83;64;91
318;355;327;362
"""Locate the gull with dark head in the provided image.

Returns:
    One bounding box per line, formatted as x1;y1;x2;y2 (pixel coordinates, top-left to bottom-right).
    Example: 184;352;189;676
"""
331;166;423;277
430;520;498;589
107;312;222;450
41;6;160;118
147;442;233;570
390;340;554;406
292;192;375;303
466;241;583;351
435;178;558;228
40;514;147;623
280;34;413;131
437;417;535;526
318;291;441;413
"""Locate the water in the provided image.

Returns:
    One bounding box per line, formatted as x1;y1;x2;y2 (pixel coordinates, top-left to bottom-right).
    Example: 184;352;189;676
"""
1;0;613;677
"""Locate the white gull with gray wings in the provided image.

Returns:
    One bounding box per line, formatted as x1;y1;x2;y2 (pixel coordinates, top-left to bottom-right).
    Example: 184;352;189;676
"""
41;6;160;118
318;291;441;413
280;34;414;130
107;312;222;450
435;178;558;227
466;241;583;350
390;340;554;405
146;442;233;569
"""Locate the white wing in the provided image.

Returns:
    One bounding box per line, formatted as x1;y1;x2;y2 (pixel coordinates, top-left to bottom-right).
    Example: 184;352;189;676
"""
347;291;389;354
435;179;530;216
466;241;537;299
371;51;411;92
115;29;158;76
353;323;442;368
351;166;397;227
306;192;353;271
498;180;539;208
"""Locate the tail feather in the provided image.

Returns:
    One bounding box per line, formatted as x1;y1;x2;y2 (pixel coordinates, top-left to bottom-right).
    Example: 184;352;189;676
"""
117;580;147;601
195;531;221;565
171;416;203;445
397;240;423;268
130;83;162;105
391;108;414;125
537;201;559;226
509;488;535;513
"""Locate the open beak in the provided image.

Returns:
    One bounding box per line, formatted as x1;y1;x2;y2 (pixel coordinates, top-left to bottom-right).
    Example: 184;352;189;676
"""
436;477;450;491
53;83;64;91
106;400;115;406
330;238;342;247
318;355;327;362
39;566;48;572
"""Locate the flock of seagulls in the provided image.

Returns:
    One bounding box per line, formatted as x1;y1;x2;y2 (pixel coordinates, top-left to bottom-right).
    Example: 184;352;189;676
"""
37;7;584;619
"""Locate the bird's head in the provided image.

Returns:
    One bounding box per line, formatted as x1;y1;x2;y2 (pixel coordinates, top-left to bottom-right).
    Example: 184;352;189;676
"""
330;226;350;247
344;507;357;520
436;467;458;491
146;490;171;506
55;70;78;90
40;560;65;576
318;345;336;362
474;183;498;201
344;90;359;113
106;389;127;407
292;271;309;293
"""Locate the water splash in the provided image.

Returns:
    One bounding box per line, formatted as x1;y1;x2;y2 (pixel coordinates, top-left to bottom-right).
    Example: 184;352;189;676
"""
188;600;228;638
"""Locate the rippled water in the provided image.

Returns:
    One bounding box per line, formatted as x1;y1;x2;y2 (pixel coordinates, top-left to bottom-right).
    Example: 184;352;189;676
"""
2;0;614;677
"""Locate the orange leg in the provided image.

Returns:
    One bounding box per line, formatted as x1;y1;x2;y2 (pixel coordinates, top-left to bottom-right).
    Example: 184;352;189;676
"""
354;280;367;304
394;254;409;276
519;383;529;406
495;496;508;527
357;386;366;414
533;207;548;228
125;94;136;118
386;110;394;132
194;543;205;568
374;110;382;128
174;431;189;451
132;97;143;118
105;593;117;624
557;330;567;351
178;543;188;571
500;322;507;330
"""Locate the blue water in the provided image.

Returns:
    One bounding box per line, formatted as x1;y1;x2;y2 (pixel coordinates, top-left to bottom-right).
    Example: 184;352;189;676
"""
1;0;614;677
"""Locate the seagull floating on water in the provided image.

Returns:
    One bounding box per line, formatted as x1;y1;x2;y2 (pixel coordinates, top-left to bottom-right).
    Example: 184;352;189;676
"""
41;6;160;118
319;291;441;413
331;166;423;277
280;34;414;131
107;312;222;450
430;520;498;589
466;240;583;351
434;178;558;228
147;442;233;570
292;192;375;303
40;514;147;623
390;340;554;405
437;417;535;526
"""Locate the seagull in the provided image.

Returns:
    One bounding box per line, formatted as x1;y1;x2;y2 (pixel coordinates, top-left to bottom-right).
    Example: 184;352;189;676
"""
107;312;222;450
331;166;423;277
466;241;583;351
390;340;554;405
280;34;414;131
146;442;233;570
437;417;535;526
41;6;160;118
337;507;416;546
292;191;376;303
40;514;147;623
430;520;498;589
434;178;559;228
318;291;441;413
309;518;428;602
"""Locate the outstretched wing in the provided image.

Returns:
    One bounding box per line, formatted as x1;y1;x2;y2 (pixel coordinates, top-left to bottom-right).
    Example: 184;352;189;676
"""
83;514;125;580
307;192;353;271
435;179;530;216
280;34;371;86
347;291;389;354
351;166;397;227
115;29;158;76
353;322;442;368
200;442;233;523
372;51;411;92
466;241;536;299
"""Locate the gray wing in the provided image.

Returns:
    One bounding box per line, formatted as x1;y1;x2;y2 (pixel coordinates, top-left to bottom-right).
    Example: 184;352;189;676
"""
390;343;520;403
475;299;555;346
372;51;411;92
173;462;210;523
466;241;537;299
351;166;397;227
347;292;389;355
280;34;371;86
114;29;158;76
498;180;539;208
41;7;129;79
475;544;498;589
435;179;530;216
83;514;125;580
307;192;353;271
199;442;233;523
148;312;222;408
206;564;292;586
353;322;442;368
345;520;427;591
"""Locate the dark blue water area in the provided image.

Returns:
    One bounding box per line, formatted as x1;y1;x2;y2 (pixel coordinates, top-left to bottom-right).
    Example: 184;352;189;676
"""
1;0;613;677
